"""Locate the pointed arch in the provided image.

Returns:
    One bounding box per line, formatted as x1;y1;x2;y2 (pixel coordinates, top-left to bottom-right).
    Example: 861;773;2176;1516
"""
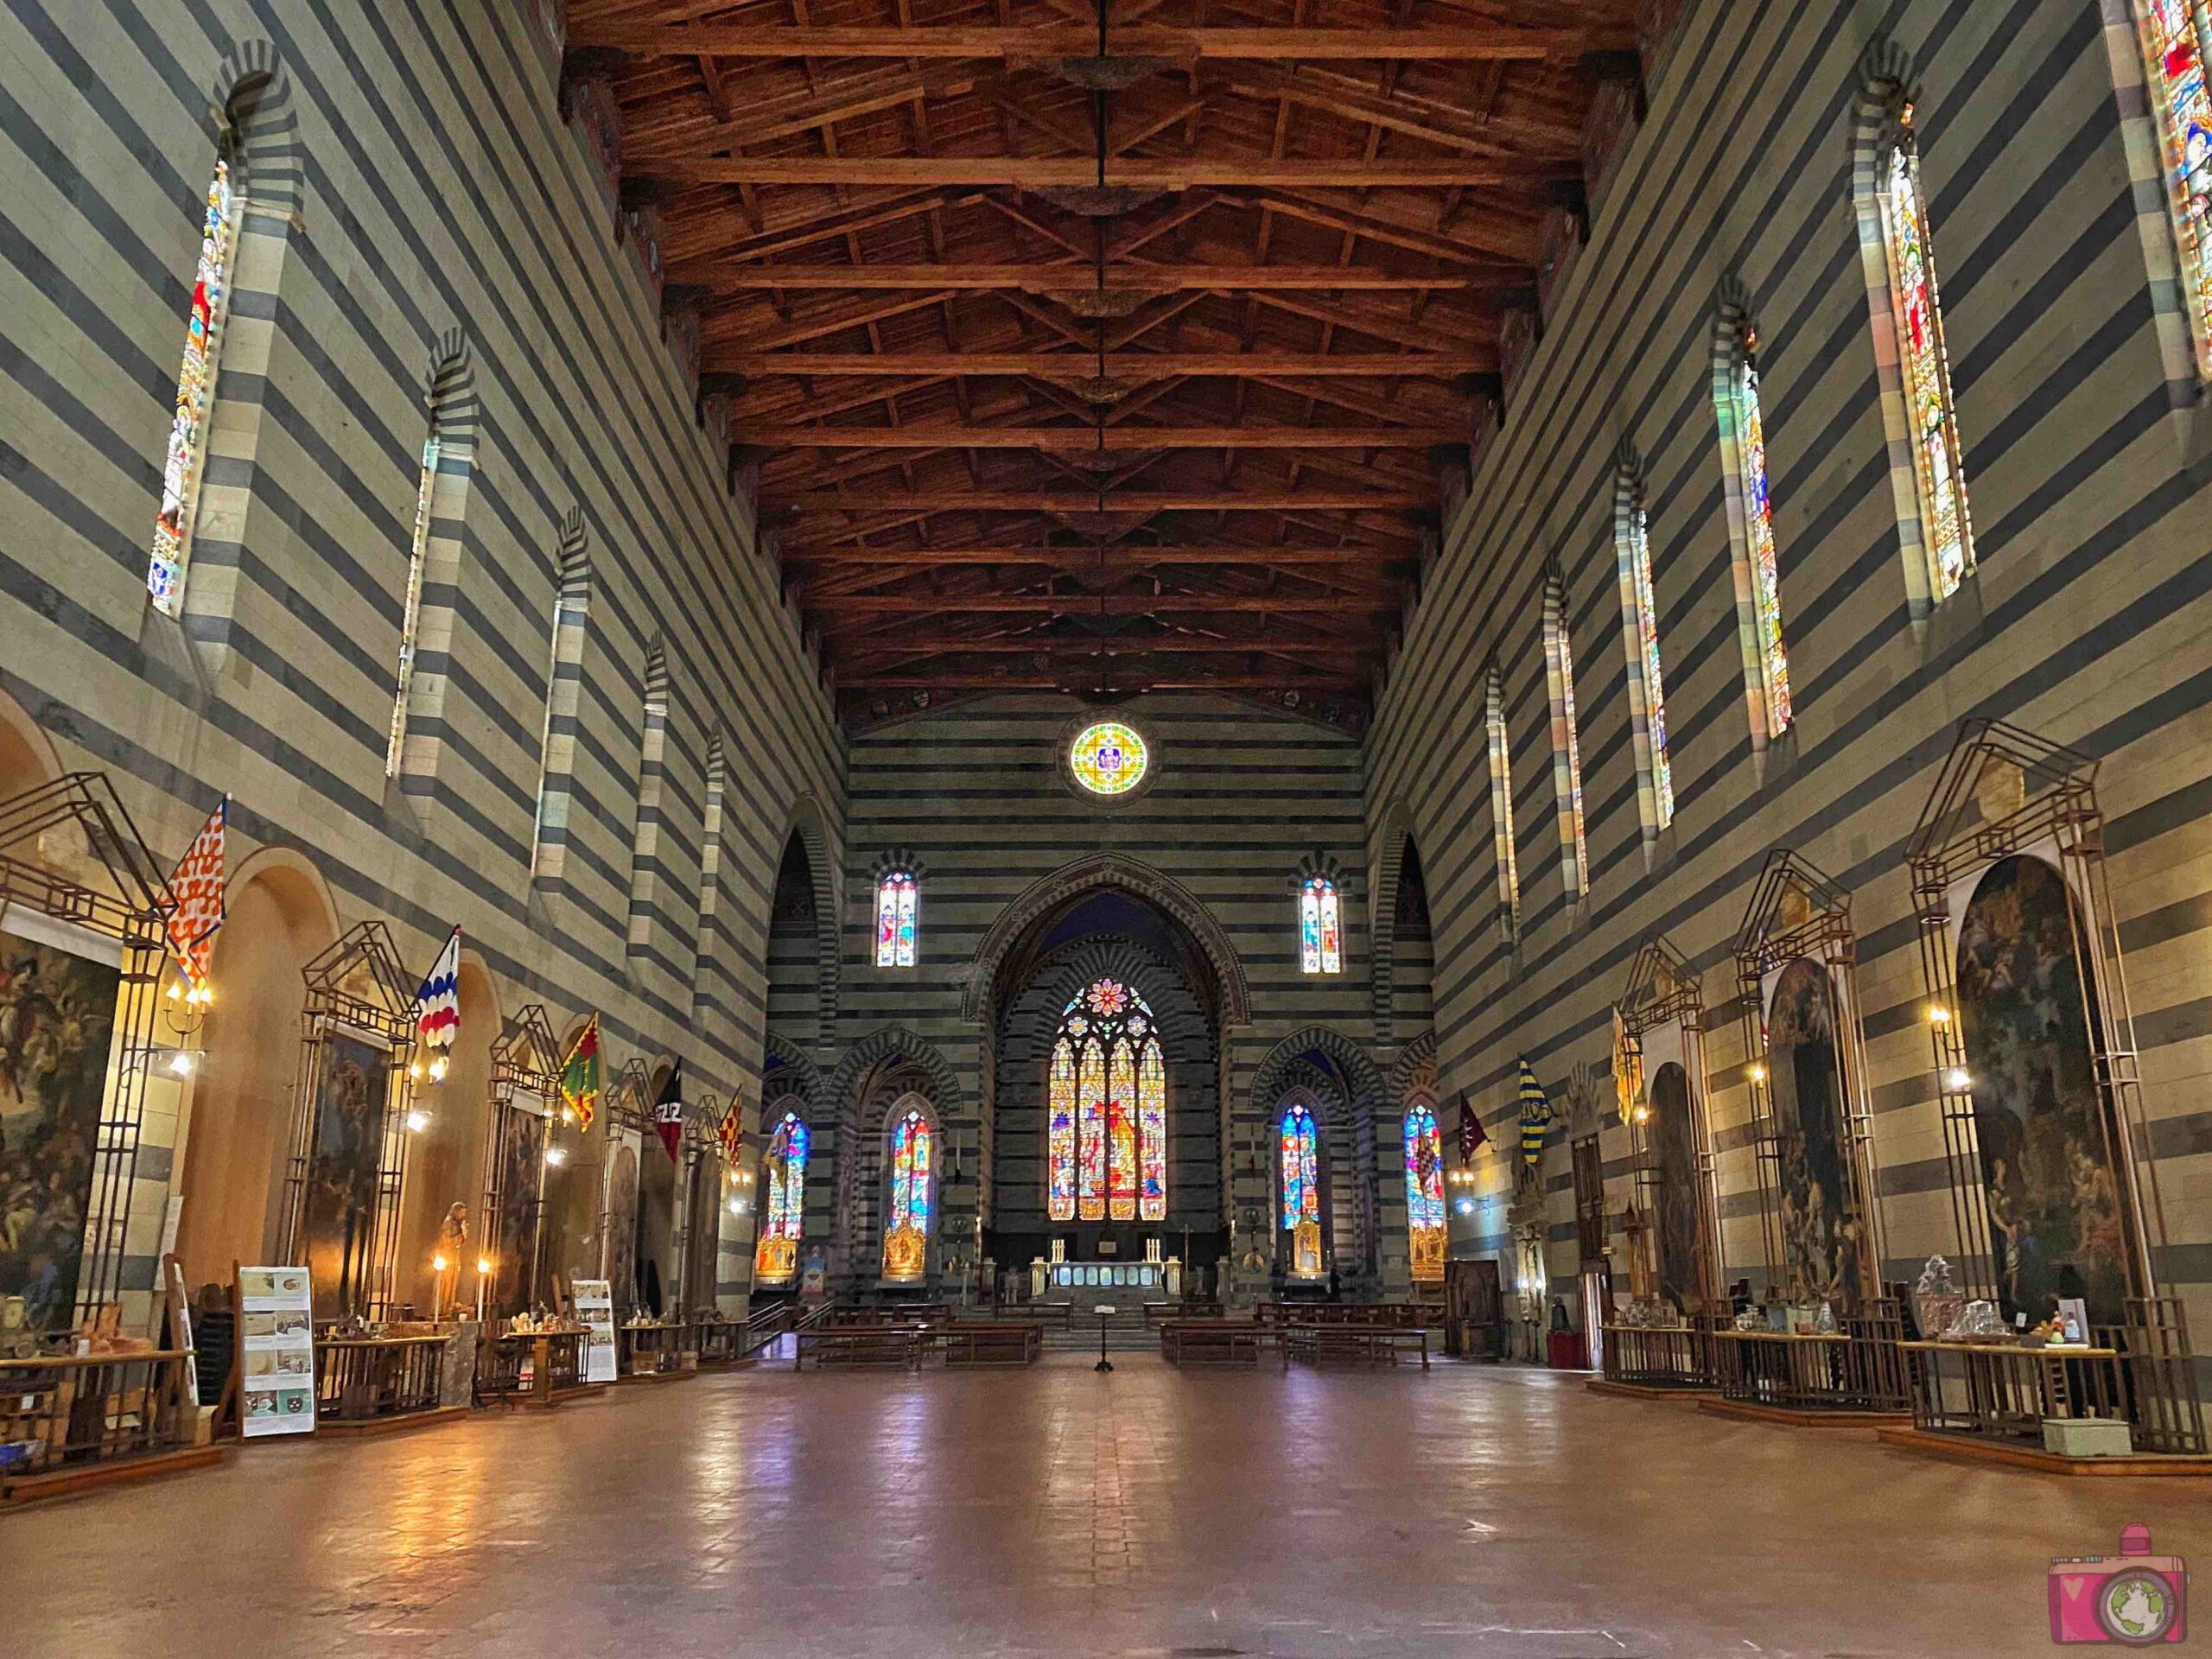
1246;1026;1385;1122
1710;276;1793;760
776;794;841;1039
828;1027;963;1135
1367;801;1420;1046
963;853;1249;1027
530;512;592;890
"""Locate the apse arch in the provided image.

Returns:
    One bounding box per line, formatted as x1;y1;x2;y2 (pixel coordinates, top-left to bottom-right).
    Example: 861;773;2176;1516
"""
1248;1025;1389;1289
962;853;1249;1027
1247;1025;1386;1123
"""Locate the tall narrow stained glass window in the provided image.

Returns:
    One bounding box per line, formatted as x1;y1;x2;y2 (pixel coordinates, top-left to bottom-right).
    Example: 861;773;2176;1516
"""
2137;2;2212;375
1614;468;1675;835
1298;875;1343;974
385;432;442;777
1485;664;1520;938
1876;127;1974;602
881;1106;932;1280
753;1110;809;1284
874;869;918;968
1541;580;1590;902
1715;323;1794;740
1280;1100;1323;1278
1404;1101;1446;1283
149;157;239;615
1046;977;1167;1223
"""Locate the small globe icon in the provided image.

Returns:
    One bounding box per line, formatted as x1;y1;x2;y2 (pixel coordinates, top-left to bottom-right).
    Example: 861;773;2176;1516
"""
2099;1572;2174;1642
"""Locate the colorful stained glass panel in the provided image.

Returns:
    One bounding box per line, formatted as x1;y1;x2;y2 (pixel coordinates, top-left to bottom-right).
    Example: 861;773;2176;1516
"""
1078;1039;1107;1220
1880;142;1971;601
1069;721;1149;796
875;871;917;968
1618;500;1675;830
1048;1039;1077;1222
2141;1;2212;375
1735;359;1794;735
149;160;238;614
1138;1039;1166;1222
1108;1041;1137;1220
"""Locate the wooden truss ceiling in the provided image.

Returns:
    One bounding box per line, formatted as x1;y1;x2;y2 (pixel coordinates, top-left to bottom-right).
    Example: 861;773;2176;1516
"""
566;0;1642;728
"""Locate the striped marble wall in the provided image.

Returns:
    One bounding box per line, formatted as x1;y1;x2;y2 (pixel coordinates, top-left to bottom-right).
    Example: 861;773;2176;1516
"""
1365;0;2212;1350
0;0;842;1309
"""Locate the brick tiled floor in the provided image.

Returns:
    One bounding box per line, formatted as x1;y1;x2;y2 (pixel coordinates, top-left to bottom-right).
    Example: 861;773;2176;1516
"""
10;1356;2209;1656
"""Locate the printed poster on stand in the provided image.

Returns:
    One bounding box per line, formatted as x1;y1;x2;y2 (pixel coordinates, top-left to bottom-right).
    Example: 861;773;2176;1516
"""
571;1278;617;1383
237;1266;315;1437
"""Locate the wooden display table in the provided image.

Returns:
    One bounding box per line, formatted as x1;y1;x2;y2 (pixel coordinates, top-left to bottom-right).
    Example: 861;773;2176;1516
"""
691;1316;747;1368
617;1322;690;1381
483;1330;601;1408
315;1333;463;1434
0;1348;221;1503
1592;1323;1719;1396
1702;1328;1911;1425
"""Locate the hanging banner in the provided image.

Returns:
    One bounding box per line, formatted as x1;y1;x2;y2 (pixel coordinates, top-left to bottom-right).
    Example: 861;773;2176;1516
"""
716;1091;743;1164
559;1014;601;1132
413;925;461;1056
569;1277;617;1384
237;1265;315;1438
653;1058;685;1163
163;797;227;988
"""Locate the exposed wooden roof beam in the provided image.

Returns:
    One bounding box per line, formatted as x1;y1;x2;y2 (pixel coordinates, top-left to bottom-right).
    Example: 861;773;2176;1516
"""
825;634;1370;655
779;544;1414;563
709;263;1487;289
769;487;1433;510
714;350;1488;376
569;25;1588;61
649;157;1529;188
738;423;1459;448
806;594;1391;613
835;671;1360;688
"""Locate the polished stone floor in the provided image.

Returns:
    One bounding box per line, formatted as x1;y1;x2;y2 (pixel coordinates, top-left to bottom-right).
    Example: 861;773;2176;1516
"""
10;1356;2209;1656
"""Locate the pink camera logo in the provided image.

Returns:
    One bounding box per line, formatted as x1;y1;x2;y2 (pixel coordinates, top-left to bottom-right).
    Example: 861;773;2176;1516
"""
2050;1525;2187;1644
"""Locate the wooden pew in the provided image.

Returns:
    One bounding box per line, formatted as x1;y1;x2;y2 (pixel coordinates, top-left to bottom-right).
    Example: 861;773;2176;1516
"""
1144;1300;1224;1328
1159;1321;1265;1369
796;1327;925;1371
1283;1324;1430;1370
940;1322;1042;1369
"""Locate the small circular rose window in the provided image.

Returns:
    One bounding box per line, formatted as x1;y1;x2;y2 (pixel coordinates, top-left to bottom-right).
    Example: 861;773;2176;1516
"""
1069;720;1148;797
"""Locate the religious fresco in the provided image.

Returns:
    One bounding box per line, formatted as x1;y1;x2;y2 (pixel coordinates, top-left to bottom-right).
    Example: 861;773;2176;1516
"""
1650;1062;1703;1314
302;1031;391;1319
1766;957;1860;1306
0;927;118;1332
606;1141;639;1316
1955;855;2128;1327
490;1105;544;1314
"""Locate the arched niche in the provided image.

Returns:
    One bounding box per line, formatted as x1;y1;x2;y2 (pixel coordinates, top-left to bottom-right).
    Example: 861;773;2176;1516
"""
879;1092;938;1284
0;690;62;805
634;1067;680;1315
393;953;501;1313
534;1014;603;1303
174;848;340;1293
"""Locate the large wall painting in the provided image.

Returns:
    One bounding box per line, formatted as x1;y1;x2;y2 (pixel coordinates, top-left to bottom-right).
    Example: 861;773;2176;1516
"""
303;1031;391;1319
606;1141;639;1316
1650;1061;1703;1314
491;1105;545;1314
1955;855;2127;1326
1766;957;1860;1306
0;926;119;1331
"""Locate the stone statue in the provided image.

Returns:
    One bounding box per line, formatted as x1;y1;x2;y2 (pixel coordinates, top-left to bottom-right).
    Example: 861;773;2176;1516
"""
435;1203;468;1319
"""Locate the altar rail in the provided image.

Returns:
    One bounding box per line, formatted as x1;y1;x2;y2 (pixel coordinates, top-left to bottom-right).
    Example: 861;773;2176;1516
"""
0;1350;194;1491
315;1334;447;1424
